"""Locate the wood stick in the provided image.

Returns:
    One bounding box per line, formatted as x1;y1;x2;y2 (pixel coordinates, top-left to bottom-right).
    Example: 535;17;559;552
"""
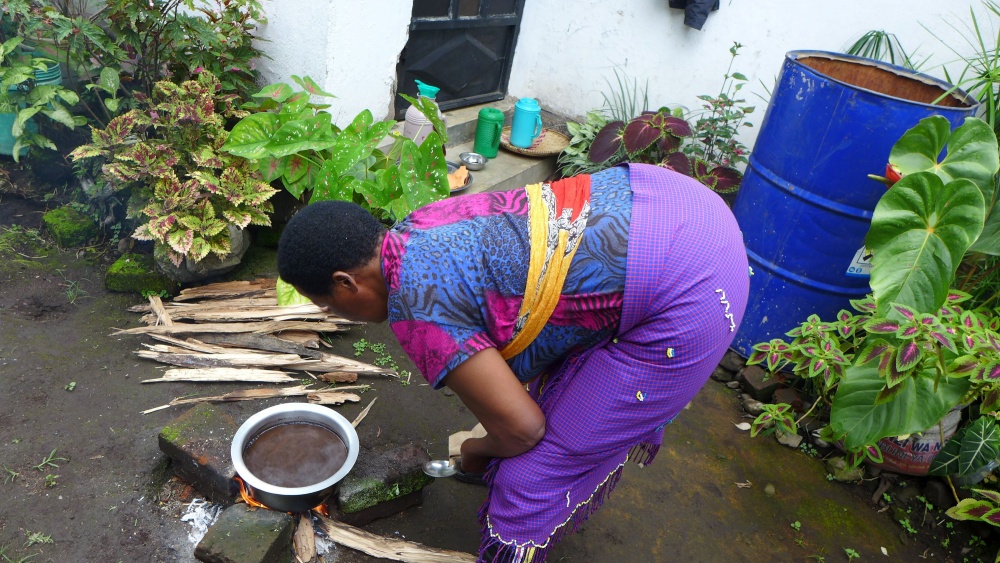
111;320;347;336
312;513;476;563
148;295;173;326
285;353;395;375
148;335;256;355
136;350;304;369
141;368;298;384
352;397;377;428
141;384;314;414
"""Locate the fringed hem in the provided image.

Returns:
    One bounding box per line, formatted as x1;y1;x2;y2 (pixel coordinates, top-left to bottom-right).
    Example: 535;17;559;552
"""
628;441;661;467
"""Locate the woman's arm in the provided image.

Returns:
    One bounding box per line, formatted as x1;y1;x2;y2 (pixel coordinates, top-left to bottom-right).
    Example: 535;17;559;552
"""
443;347;546;473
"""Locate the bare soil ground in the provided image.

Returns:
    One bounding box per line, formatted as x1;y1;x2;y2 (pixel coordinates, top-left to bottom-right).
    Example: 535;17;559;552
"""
0;186;995;563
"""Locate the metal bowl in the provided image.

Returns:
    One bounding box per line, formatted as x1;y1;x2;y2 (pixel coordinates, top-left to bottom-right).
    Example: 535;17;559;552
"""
231;403;359;512
459;152;487;171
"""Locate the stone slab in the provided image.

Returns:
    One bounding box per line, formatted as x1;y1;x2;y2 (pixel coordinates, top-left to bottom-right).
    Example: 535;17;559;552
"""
738;365;782;402
719;349;747;373
195;503;294;563
105;253;179;296
772;387;804;413
334;443;433;515
159;403;239;504
42;206;98;247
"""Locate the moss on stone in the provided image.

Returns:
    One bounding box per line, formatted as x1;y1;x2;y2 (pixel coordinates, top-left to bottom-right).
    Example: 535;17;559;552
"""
338;471;433;514
159;402;230;448
42;206;98;247
105;253;178;295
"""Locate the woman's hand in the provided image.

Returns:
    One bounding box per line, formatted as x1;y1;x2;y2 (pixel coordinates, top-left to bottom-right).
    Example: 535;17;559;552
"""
458;445;491;474
444;348;546;461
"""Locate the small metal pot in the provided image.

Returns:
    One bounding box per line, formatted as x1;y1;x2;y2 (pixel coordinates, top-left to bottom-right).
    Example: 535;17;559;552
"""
231;403;359;512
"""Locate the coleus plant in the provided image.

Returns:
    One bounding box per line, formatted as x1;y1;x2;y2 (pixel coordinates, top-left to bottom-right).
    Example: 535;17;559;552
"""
70;71;277;266
586;107;743;194
220;76;449;223
747;116;1000;476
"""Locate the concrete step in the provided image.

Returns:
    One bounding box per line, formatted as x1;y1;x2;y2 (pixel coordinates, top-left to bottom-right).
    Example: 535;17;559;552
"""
379;98;569;194
446;140;556;195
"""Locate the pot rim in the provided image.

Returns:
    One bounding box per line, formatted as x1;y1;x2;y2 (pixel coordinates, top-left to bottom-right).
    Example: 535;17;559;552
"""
230;402;359;497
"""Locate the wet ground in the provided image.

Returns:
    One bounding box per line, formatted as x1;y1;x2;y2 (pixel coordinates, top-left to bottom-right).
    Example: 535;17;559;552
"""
0;194;993;562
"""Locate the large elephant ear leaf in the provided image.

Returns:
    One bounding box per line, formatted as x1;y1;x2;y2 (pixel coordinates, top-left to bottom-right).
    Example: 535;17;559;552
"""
890;116;999;203
969;200;1000;255
866;172;985;317
958;416;1000;477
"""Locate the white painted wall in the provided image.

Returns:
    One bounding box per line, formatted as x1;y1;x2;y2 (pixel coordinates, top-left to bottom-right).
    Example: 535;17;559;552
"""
255;0;412;126
507;0;986;147
255;0;988;141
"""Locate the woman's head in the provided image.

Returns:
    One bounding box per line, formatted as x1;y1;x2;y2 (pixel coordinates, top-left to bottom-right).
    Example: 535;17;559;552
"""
277;200;389;321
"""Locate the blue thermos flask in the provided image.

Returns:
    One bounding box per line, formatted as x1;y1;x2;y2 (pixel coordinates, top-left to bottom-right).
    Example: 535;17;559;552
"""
510;98;543;148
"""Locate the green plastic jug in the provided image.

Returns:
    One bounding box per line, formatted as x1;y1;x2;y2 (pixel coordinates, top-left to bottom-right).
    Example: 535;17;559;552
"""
474;107;504;159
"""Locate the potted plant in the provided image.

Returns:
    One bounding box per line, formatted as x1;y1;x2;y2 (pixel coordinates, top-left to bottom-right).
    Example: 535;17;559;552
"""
70;71;277;282
220;75;450;224
746;115;1000;480
0;37;83;161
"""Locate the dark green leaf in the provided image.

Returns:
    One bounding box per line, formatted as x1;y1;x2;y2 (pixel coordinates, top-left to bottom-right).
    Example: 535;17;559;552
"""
958;416;1000;476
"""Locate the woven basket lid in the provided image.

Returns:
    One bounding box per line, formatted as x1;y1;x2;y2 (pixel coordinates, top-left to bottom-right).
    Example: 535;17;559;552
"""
499;127;570;158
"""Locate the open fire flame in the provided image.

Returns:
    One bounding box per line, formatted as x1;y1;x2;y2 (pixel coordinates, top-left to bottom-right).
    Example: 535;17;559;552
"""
233;475;330;517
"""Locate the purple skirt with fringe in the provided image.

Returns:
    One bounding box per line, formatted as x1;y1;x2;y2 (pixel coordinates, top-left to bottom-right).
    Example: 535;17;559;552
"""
478;164;750;562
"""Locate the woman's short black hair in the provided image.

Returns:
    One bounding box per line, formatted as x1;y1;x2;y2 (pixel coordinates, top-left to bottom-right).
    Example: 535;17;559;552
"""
277;201;386;297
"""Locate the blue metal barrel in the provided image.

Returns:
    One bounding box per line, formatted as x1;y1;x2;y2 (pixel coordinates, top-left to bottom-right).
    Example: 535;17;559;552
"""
731;51;978;358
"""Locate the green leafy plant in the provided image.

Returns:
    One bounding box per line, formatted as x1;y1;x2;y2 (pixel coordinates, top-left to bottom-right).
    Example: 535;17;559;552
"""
21;531;51;548
43;474;58;488
946;488;1000;562
575;43;753;196
747;116;1000;474
70;72;276;266
221;76;449;223
0;37;83;161
32;449;66;471
844;547;860;561
557;111;611;177
682;42;755;173
2;0;266;126
845;30;925;70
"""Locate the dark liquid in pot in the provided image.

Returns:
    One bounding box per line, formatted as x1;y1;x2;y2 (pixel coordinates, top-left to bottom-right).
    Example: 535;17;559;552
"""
243;423;347;488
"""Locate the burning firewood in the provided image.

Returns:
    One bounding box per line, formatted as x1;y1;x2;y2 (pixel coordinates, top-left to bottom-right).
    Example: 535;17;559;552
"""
313;513;476;562
293;513;316;562
140;368;299;384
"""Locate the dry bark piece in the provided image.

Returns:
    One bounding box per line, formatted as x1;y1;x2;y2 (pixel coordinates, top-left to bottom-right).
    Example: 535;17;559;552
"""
274;330;322;348
171;279;277;302
352;397;377;428
313;513;476;563
141;368;298;384
191;333;324;360
318;371;358;383
148;295;173;326
306;391;361;405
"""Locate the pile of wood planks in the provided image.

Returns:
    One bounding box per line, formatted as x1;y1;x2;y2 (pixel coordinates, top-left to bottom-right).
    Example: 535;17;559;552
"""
116;279;393;414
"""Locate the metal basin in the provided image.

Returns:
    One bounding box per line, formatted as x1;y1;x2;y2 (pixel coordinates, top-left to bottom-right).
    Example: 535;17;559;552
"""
231;403;359;512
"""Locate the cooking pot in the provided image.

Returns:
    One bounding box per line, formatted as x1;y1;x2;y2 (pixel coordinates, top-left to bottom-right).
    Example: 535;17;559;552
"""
231;403;359;512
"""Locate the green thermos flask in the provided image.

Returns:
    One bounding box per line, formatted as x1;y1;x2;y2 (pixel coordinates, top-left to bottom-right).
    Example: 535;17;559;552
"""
473;107;504;159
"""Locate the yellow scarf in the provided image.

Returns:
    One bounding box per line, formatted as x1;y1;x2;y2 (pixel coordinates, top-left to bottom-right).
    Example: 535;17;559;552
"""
500;175;592;360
